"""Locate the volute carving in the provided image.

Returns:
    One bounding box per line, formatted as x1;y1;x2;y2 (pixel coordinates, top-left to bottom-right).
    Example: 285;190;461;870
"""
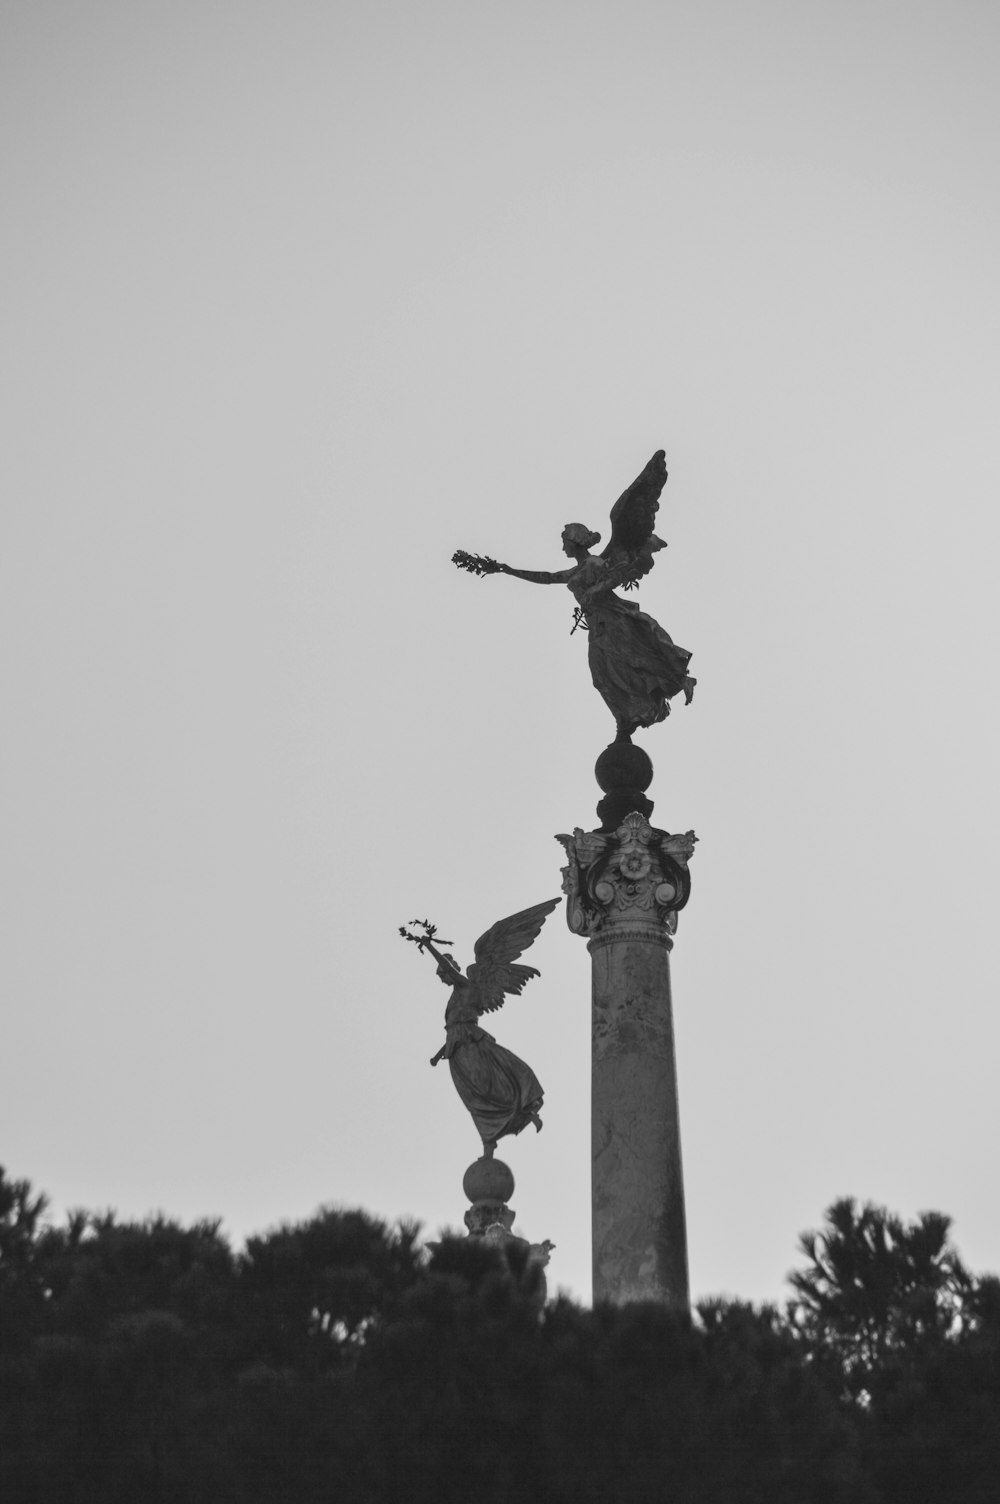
555;812;697;939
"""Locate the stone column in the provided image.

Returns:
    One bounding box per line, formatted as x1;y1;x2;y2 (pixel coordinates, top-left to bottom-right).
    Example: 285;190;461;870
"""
589;904;687;1305
557;744;696;1308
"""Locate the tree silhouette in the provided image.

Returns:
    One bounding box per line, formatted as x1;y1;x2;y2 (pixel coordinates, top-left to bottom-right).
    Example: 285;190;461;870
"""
3;1168;999;1503
0;1167;50;1356
788;1198;973;1403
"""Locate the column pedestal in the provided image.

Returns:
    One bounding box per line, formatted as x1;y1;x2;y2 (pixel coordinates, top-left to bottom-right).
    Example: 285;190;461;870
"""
461;1155;554;1302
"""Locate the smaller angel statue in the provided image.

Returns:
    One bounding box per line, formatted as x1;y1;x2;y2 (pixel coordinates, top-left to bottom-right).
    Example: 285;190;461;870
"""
453;450;695;742
400;899;560;1157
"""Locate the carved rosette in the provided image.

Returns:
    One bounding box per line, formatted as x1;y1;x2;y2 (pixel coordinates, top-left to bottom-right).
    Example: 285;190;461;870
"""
556;812;696;943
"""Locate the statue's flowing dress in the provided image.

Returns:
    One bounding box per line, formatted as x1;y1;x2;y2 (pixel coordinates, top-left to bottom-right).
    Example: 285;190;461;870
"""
570;555;692;732
443;987;543;1145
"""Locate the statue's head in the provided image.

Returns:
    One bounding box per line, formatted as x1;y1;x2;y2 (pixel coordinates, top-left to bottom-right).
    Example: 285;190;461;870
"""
436;954;463;984
562;522;601;556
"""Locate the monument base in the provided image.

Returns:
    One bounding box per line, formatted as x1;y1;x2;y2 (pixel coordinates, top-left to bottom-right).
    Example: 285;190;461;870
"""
461;1154;554;1301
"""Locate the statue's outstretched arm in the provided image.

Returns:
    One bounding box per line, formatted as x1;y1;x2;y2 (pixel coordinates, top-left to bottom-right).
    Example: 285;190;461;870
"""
499;564;574;585
453;551;571;585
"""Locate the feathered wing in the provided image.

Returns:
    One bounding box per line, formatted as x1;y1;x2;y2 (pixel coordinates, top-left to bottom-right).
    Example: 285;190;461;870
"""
466;897;561;1015
601;449;669;584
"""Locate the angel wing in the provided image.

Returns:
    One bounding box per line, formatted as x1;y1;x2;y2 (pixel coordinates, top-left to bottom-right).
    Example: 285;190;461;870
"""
465;897;561;1015
601;449;669;586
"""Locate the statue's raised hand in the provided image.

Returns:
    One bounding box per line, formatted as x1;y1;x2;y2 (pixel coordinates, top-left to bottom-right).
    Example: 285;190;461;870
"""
452;549;503;577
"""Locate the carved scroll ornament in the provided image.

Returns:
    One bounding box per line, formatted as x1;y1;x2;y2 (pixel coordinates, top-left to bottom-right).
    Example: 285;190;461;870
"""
555;813;697;939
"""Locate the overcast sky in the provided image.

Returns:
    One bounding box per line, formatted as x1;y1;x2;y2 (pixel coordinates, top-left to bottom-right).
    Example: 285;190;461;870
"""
4;0;999;1306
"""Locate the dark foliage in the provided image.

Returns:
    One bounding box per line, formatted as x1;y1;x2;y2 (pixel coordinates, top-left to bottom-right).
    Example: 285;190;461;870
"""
2;1168;998;1503
788;1198;973;1403
788;1199;1000;1501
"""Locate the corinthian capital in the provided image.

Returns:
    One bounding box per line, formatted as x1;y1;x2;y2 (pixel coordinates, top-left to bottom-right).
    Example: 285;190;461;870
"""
555;812;697;939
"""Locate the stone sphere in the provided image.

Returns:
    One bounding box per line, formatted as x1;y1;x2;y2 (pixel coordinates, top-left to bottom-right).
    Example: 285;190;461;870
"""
463;1156;515;1204
595;742;653;794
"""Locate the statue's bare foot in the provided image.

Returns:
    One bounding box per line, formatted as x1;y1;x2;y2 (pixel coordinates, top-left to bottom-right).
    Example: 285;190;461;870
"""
483;1141;495;1159
683;676;697;705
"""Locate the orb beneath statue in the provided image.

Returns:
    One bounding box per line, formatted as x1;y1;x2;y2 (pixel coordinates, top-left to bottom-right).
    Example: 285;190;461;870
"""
595;741;655;829
463;1155;515;1204
595;741;654;794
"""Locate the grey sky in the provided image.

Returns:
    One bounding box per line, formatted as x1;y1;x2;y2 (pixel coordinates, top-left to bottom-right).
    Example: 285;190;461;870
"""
3;0;999;1304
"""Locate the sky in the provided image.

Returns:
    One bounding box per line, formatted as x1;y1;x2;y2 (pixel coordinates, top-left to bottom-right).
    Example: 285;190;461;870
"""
3;0;1000;1308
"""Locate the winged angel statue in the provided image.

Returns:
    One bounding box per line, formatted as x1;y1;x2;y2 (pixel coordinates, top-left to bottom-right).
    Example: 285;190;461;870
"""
400;899;559;1157
453;450;696;741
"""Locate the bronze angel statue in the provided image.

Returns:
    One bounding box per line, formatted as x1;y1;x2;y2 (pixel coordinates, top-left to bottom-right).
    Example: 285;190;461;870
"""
453;450;695;742
400;899;559;1157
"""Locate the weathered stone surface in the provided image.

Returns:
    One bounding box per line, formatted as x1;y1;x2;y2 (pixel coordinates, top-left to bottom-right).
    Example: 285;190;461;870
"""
590;929;687;1306
557;808;697;1309
555;812;695;938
